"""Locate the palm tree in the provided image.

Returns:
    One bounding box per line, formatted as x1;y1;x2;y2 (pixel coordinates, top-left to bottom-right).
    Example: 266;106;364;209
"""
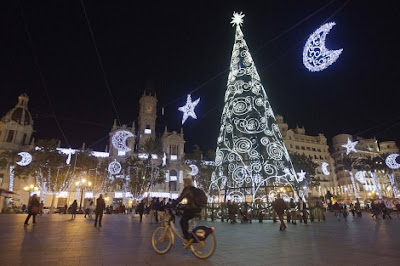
139;137;162;191
354;156;386;199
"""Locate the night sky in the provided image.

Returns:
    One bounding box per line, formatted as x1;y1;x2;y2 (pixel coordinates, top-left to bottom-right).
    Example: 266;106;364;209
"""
1;0;399;153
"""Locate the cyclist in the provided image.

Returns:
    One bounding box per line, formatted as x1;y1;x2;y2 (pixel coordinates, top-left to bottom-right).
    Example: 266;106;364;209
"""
172;177;201;240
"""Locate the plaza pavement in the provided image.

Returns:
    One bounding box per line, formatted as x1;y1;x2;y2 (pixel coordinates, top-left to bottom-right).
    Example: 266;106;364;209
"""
0;212;399;266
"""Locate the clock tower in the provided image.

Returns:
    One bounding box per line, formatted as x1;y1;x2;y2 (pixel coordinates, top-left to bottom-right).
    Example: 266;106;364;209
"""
138;87;157;145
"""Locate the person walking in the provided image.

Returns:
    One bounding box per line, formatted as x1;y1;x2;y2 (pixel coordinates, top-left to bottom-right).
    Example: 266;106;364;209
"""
88;201;95;219
333;202;341;221
289;198;297;224
355;199;362;218
70;200;78;220
342;203;348;222
94;194;106;227
274;194;288;231
24;194;40;225
39;201;44;216
137;200;145;222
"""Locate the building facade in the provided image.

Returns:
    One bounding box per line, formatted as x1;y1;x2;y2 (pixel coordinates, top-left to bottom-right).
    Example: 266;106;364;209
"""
276;115;338;198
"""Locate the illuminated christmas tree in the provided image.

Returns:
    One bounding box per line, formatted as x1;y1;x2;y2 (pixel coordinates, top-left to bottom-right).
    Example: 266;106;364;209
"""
209;12;300;202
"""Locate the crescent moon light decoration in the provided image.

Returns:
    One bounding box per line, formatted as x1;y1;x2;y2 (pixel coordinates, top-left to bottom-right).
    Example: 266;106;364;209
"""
303;22;343;72
189;164;199;176
385;154;400;170
178;94;200;124
111;130;134;152
16;152;32;166
108;160;122;175
321;162;330;175
355;171;366;185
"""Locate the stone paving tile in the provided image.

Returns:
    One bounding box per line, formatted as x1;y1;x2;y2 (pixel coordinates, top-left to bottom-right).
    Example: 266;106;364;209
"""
1;213;400;265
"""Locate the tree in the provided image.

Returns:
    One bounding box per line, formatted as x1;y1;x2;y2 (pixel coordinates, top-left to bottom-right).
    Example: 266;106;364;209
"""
184;145;213;191
16;139;72;213
354;155;386;199
209;13;300;202
139;137;163;191
288;152;319;188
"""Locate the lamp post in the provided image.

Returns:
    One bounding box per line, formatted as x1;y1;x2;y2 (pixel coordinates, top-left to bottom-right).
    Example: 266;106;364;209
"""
24;184;38;203
75;179;92;212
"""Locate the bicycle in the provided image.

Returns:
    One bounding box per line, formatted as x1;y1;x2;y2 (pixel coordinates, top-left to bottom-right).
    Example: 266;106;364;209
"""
151;209;216;259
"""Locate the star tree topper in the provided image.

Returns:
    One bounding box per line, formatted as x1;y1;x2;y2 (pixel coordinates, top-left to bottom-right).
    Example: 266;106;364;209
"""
231;11;245;27
178;94;200;124
342;138;358;155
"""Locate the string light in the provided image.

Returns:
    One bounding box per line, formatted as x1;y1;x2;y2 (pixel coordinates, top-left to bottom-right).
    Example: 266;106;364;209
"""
108;160;122;175
209;12;299;202
370;172;382;199
388;173;399;199
178;94;200;124
341;138;358;155
385;154;400;170
349;172;360;198
16;152;32;166
111;130;134;152
321;162;330;175
303;22;343;72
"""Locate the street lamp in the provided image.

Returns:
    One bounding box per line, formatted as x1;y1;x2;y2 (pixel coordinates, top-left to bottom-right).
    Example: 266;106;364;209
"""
24;184;38;202
75;179;92;212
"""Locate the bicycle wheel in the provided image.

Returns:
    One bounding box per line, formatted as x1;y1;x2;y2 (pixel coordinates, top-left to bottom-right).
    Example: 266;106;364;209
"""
190;233;216;259
151;226;173;254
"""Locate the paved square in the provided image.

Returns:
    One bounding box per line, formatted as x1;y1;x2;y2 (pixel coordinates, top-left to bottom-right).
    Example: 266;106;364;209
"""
0;212;399;265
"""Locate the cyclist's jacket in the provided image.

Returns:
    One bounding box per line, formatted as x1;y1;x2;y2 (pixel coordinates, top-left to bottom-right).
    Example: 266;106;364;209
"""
173;185;197;209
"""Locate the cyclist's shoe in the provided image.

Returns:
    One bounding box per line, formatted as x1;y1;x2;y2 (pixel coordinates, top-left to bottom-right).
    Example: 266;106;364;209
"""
183;238;193;249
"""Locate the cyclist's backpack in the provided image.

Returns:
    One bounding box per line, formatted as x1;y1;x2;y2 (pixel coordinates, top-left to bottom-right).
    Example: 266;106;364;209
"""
191;187;207;207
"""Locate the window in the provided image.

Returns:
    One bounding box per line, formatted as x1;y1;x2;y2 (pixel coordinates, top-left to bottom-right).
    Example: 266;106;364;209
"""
290;144;293;148
312;148;316;151
317;149;321;152
314;155;318;159
22;133;27;145
301;146;305;150
306;147;311;150
295;145;300;149
6;130;14;143
171;145;177;155
144;125;151;134
170;181;177;192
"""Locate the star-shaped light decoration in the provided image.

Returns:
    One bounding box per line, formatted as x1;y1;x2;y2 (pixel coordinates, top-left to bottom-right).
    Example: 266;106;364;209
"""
162;152;167;167
178;94;200;124
297;170;306;182
231;11;245;27
342;138;358;155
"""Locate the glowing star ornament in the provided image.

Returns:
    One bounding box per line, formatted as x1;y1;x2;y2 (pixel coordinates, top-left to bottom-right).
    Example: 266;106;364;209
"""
178;94;200;124
342;138;358;155
189;164;199;176
16;152;32;166
108;160;122;175
297;170;306;182
385;154;400;170
321;162;330;175
231;12;245;27
112;130;134;152
303;22;343;72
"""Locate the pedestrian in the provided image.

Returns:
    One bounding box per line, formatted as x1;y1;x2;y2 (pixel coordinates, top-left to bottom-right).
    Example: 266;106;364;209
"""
154;198;160;222
355;199;362;218
349;203;355;217
228;200;237;224
149;198;155;223
315;200;324;222
24;194;40;225
289;198;297;224
70;200;78;220
64;204;67;214
342;203;348;222
39;201;44;216
382;204;392;220
94;194;106;227
137;200;145;222
274;194;288;231
333;202;341;221
88;201;95;219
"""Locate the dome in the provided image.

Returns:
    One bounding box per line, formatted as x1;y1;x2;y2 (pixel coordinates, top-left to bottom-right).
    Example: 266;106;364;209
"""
2;93;33;126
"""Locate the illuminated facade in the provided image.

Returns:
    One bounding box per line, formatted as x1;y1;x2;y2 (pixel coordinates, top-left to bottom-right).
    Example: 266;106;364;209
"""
276;115;338;197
